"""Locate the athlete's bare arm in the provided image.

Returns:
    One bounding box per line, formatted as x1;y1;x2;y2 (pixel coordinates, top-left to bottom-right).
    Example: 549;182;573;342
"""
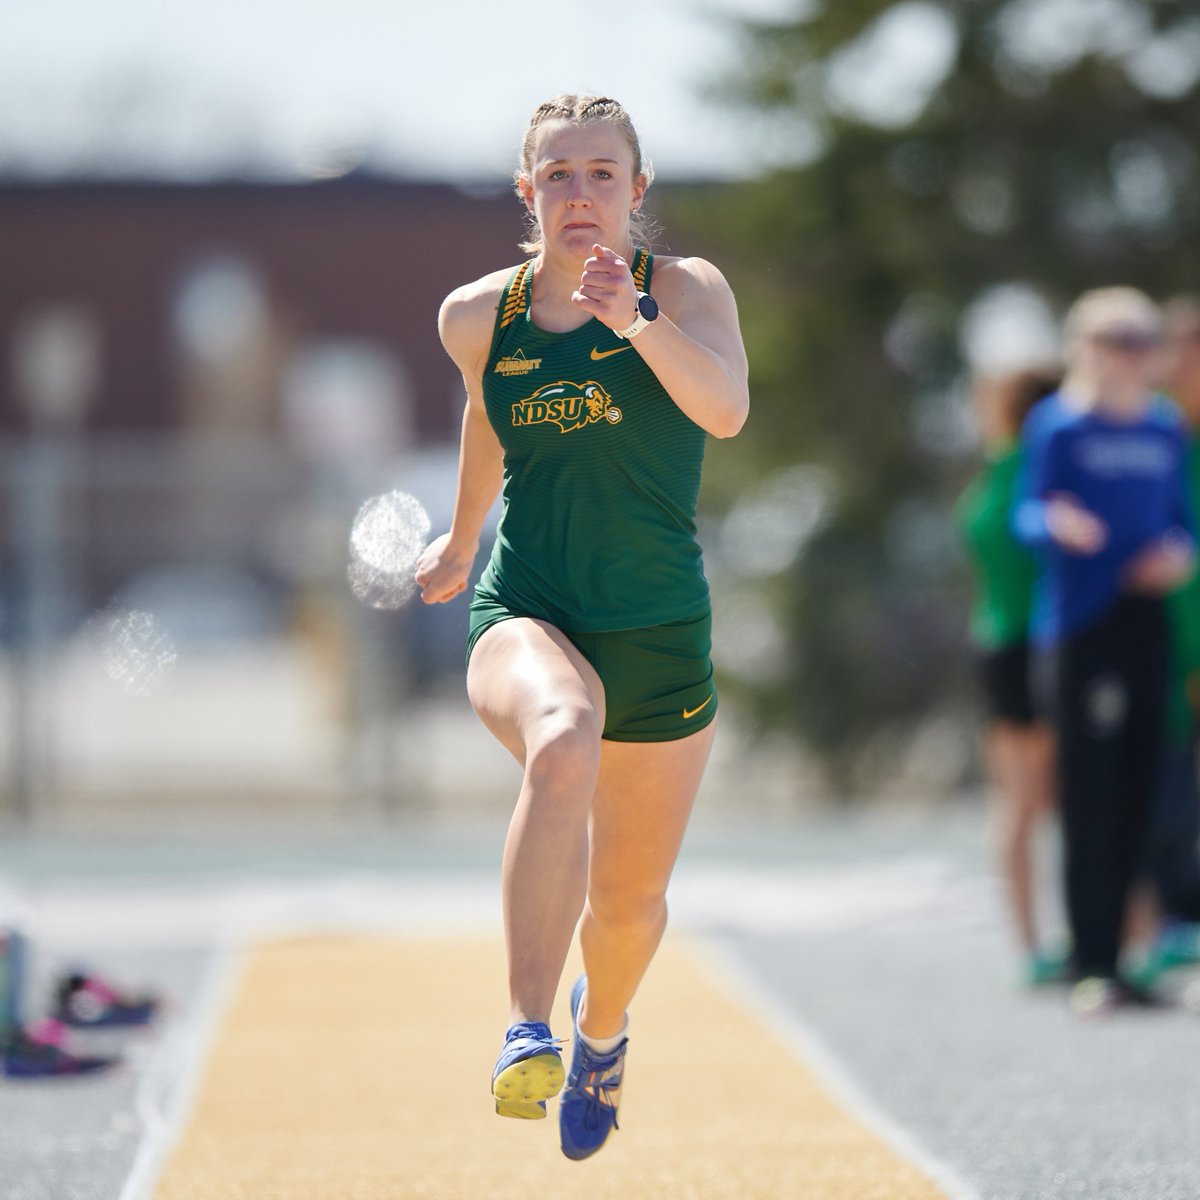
415;270;511;605
571;246;749;439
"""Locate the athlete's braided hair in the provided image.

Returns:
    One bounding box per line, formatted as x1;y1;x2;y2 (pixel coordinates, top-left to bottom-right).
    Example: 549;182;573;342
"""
515;94;658;254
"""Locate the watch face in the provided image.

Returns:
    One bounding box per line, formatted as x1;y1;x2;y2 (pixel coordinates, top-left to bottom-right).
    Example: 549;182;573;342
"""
637;292;659;321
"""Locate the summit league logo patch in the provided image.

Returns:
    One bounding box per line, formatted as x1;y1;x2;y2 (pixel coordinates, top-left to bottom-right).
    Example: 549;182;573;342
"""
493;348;542;376
511;379;623;433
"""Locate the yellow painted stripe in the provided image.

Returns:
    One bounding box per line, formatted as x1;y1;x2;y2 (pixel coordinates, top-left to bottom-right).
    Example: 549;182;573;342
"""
154;936;948;1200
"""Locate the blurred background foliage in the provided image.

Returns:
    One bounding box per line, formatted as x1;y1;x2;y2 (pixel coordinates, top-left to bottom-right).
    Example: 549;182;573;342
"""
659;0;1200;790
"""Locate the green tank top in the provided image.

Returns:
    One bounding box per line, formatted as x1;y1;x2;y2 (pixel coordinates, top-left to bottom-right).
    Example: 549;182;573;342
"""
477;250;710;632
954;444;1039;649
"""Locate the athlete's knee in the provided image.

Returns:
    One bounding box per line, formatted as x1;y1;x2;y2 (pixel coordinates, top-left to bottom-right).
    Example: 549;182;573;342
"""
587;883;668;939
524;705;603;796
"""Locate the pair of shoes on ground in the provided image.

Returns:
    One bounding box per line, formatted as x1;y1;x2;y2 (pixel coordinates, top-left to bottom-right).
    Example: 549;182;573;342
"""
491;975;627;1161
2;972;160;1080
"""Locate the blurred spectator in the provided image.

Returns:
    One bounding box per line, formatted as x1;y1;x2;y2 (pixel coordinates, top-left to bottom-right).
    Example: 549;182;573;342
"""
1014;287;1195;1016
1140;296;1200;974
955;367;1064;986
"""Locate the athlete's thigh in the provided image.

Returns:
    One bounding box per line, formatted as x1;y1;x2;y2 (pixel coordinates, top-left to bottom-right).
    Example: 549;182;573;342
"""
466;617;606;764
588;720;718;900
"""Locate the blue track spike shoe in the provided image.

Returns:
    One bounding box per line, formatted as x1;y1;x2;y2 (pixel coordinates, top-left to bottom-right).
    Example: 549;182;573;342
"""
559;975;627;1161
491;1020;565;1120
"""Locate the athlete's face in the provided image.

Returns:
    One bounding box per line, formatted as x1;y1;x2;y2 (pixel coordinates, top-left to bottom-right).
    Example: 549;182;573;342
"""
521;120;646;260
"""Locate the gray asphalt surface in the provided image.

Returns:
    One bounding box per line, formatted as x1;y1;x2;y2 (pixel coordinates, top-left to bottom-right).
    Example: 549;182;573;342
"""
2;806;1199;1200
721;918;1200;1200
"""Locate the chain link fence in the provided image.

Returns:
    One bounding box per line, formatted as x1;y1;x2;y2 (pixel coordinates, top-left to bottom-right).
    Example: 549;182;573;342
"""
0;431;506;829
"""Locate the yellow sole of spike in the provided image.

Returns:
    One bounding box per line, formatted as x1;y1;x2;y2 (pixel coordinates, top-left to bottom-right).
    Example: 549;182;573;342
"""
492;1052;565;1119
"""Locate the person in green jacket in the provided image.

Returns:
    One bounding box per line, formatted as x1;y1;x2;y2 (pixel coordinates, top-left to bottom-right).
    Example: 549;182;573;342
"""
956;367;1063;985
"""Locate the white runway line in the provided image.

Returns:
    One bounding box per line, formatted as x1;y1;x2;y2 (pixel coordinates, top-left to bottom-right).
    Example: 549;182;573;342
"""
27;857;990;950
691;937;983;1200
27;872;500;948
670;857;995;934
115;941;246;1200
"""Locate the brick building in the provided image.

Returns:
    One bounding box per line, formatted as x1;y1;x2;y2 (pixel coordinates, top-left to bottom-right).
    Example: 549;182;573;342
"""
0;177;531;441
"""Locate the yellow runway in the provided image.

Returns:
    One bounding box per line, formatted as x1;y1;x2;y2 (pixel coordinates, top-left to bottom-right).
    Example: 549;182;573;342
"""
154;936;949;1200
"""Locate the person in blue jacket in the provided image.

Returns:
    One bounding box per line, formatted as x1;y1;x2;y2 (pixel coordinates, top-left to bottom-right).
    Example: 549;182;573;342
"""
1014;287;1195;1015
1140;296;1200;974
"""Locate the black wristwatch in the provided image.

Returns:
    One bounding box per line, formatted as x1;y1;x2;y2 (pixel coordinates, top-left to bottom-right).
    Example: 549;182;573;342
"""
615;292;659;339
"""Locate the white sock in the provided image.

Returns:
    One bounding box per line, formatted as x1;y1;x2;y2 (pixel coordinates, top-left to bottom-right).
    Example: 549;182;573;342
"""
578;1015;628;1056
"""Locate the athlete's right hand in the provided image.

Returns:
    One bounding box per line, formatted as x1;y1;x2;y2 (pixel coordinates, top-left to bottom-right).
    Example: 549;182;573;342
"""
414;533;477;604
1044;493;1108;555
